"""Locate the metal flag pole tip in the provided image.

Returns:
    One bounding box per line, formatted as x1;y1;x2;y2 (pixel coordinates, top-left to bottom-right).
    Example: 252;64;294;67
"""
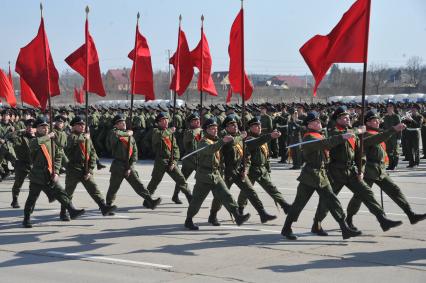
137;12;140;19
201;14;204;21
86;6;89;14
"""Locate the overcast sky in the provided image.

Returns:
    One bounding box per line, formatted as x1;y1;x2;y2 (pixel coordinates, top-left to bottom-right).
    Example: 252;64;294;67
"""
1;0;425;75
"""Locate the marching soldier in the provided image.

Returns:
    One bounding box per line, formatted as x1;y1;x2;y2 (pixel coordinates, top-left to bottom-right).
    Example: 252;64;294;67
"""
53;115;68;174
145;112;192;204
22;117;85;228
346;110;426;230
259;105;277;157
281;111;361;240
287;108;303;169
208;115;277;225
402;104;423;168
59;116;116;221
383;102;401;170
184;118;250;230
274;107;289;163
312;106;403;235
175;113;202;203
105;114;161;210
237;117;291;215
0;109;17;180
9;119;35;208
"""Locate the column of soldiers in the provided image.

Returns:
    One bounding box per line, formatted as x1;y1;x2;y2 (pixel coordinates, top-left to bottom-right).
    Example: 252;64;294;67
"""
0;100;425;238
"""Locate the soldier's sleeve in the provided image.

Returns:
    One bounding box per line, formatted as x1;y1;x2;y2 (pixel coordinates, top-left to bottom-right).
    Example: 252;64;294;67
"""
364;128;397;147
130;137;138;165
198;139;225;157
7;131;19;144
54;141;62;173
246;134;271;151
302;134;344;154
88;140;97;173
173;133;180;160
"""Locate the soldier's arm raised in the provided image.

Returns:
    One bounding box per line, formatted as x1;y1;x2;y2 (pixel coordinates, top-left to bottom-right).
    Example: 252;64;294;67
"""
302;134;345;154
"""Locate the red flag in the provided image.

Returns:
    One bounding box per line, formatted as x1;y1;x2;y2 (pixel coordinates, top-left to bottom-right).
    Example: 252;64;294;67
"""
190;31;217;96
74;87;84;104
300;0;371;96
65;19;106;97
8;64;14;93
20;77;41;108
228;9;253;101
169;29;194;96
0;69;17;107
226;86;232;104
15;18;60;109
128;25;155;101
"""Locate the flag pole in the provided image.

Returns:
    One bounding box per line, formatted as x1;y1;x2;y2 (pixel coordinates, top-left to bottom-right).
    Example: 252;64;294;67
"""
199;15;204;116
127;12;140;169
40;3;55;177
84;6;90;174
358;1;378;206
240;0;247;178
169;15;181;168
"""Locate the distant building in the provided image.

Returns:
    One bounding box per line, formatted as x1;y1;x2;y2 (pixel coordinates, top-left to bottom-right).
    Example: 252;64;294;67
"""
268;75;308;89
105;69;131;92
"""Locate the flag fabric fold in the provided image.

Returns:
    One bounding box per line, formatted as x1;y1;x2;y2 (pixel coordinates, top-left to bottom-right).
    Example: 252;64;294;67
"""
128;26;155;101
65;19;106;97
74;87;84;104
228;9;253;101
15;18;60;109
190;31;217;96
169;29;194;96
0;69;17;107
20;77;41;108
300;0;371;96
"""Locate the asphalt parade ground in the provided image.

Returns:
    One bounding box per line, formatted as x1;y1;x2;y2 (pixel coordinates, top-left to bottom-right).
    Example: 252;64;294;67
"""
1;158;425;283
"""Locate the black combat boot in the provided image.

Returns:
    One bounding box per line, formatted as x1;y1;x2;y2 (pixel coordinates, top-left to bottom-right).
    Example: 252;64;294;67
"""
11;196;20;208
407;211;426;225
233;209;251;226
311;219;328;236
338;220;362;240
208;212;220;226
22;213;32;228
99;201;117;216
184;217;199;230
67;203;85;220
377;214;403;232
96;160;106;170
60;205;70;221
345;215;360;233
279;200;291;214
144;197;162;210
281;218;297;240
259;209;277;224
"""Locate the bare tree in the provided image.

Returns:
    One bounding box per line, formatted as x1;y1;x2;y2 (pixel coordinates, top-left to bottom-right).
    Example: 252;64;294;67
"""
368;63;388;94
406;56;423;88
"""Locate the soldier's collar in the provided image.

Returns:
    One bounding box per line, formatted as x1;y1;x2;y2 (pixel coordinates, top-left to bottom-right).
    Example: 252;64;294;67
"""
336;124;348;131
